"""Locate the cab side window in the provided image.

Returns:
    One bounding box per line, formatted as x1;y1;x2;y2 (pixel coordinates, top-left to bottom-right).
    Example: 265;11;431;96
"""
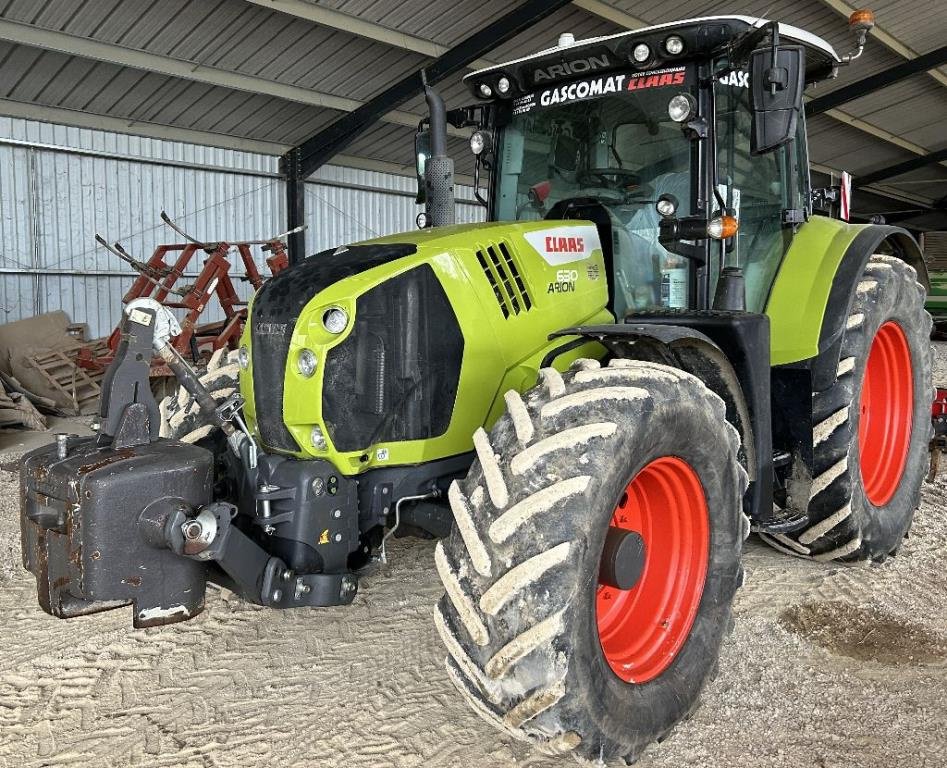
715;75;796;312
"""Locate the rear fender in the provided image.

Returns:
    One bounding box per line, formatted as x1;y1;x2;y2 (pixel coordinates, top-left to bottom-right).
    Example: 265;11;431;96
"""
550;322;774;525
767;217;928;380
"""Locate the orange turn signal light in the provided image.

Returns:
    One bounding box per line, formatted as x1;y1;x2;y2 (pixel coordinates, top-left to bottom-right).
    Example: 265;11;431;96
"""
707;215;739;240
849;9;876;30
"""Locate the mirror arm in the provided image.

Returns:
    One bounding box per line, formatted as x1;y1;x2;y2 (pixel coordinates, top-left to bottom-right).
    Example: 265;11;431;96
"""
716;21;775;77
769;25;780;96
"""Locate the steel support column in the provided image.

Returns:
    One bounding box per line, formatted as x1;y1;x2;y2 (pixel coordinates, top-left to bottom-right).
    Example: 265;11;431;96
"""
282;148;307;263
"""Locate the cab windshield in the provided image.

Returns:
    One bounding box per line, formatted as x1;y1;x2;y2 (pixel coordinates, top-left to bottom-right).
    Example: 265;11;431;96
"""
493;67;696;316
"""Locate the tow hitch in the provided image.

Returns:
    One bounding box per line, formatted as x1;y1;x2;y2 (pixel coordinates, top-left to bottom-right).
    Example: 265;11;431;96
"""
20;299;359;628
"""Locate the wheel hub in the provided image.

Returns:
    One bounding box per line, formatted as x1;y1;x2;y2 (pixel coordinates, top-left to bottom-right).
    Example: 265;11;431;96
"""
596;456;709;684
599;528;646;591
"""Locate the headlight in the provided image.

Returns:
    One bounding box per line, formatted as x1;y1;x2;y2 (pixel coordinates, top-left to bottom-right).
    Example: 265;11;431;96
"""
664;35;685;55
478;83;492;98
497;76;511;94
668;93;696;122
656;194;679;218
297;348;318;377
238;345;250;369
470;130;493;156
632;43;651;63
323;307;349;334
310;425;328;451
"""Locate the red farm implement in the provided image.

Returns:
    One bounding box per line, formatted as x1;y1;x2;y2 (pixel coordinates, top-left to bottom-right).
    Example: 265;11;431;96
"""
79;213;297;377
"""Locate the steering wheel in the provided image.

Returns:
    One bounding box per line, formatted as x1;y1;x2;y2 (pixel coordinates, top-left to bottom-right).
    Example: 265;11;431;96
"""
576;168;641;189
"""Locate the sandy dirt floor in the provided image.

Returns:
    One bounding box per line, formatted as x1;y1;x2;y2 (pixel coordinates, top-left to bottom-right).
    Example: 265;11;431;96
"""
1;353;946;768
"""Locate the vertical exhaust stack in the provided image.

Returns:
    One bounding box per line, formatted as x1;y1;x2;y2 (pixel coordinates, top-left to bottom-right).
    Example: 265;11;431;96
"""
424;87;455;227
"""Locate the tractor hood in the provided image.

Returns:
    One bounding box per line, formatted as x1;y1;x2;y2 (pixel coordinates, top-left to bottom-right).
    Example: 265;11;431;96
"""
239;219;610;470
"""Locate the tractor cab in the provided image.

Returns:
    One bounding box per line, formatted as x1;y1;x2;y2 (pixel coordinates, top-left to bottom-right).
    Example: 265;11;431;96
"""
444;16;848;318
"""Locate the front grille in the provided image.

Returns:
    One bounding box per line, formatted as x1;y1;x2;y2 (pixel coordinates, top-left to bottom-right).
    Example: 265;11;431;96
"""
322;264;464;453
250;243;416;453
476;240;532;319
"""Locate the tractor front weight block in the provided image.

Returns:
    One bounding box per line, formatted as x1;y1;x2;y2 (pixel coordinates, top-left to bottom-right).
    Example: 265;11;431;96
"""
20;434;363;628
20;436;214;628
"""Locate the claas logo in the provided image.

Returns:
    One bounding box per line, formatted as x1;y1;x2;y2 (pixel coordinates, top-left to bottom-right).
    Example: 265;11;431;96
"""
627;70;686;91
545;236;585;253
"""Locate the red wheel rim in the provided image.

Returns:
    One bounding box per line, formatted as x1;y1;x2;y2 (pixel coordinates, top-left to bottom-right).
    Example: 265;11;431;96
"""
858;321;913;506
596;456;709;683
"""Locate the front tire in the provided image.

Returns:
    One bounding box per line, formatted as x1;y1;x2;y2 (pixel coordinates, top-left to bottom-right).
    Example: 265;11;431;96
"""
763;255;933;561
158;348;240;443
434;358;747;762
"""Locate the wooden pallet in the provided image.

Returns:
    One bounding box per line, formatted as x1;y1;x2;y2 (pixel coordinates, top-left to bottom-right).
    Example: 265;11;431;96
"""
27;347;104;414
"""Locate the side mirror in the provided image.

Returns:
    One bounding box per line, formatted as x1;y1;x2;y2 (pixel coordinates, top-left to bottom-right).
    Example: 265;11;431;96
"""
749;44;805;155
415;128;431;204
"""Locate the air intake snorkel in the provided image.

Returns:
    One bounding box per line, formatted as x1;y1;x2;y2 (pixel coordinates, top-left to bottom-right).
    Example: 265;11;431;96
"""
423;84;456;227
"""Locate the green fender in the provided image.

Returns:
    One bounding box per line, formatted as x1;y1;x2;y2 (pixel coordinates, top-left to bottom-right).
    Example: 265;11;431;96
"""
765;215;927;366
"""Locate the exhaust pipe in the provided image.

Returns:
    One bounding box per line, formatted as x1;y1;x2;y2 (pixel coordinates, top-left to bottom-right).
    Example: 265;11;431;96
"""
424;86;455;228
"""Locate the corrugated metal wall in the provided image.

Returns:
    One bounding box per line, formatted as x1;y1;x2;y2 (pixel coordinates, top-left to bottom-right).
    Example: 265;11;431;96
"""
0;117;484;338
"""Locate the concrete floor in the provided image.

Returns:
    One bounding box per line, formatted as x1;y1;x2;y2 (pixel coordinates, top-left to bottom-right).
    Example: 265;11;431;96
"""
0;362;945;767
0;416;94;456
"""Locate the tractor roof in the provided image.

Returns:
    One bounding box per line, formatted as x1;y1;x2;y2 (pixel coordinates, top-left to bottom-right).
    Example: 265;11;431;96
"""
464;15;840;99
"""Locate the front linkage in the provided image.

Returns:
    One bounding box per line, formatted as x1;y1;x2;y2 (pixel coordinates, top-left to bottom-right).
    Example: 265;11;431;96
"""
20;300;365;627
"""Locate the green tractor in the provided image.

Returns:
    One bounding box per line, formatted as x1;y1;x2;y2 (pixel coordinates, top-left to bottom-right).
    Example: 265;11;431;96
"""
20;11;934;763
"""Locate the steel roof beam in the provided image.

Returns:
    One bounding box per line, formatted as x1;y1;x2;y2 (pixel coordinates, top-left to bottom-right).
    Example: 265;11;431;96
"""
854;147;947;187
287;0;574;180
807;44;947;114
0;18;467;137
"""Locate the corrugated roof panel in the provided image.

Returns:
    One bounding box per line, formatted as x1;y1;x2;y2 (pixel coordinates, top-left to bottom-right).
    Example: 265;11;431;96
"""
902;122;947;151
2;0;117;33
49;0;429;103
20;0;91;29
320;0;518;48
137;79;220;124
857;0;947;77
806;114;914;173
487;5;622;63
837;79;947;125
300;44;426;101
0;42;45;95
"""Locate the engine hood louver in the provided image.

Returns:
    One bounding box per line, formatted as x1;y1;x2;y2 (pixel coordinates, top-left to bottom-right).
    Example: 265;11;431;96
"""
476;241;532;319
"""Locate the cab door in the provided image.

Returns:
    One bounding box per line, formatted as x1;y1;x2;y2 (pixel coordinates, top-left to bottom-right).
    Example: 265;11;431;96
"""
715;74;809;312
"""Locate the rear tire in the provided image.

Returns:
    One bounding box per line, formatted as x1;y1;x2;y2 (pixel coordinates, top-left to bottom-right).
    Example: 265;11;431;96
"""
158;348;240;443
434;358;747;762
763;255;933;561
